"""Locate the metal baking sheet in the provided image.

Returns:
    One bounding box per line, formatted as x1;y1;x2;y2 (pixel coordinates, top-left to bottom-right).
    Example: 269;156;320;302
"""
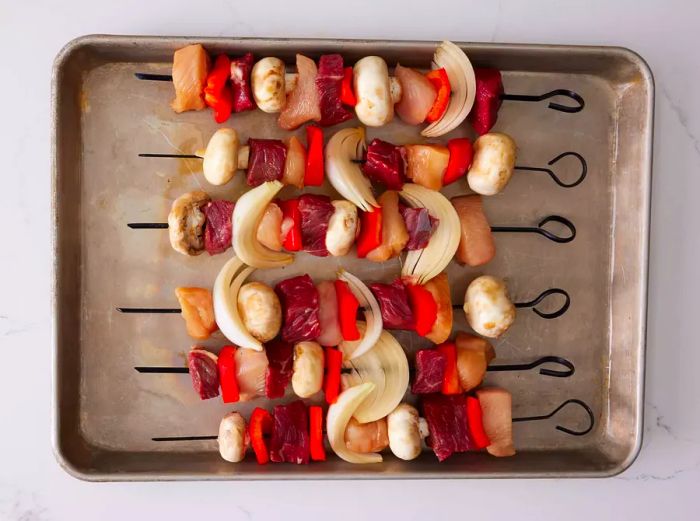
51;35;653;480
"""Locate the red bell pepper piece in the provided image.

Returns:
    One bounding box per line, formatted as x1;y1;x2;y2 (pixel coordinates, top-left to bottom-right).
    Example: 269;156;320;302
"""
204;54;233;123
437;342;461;395
217;345;240;403
405;283;438;337
340;67;357;106
356;208;383;258
249;407;273;465
324;347;343;404
304;125;324;186
279;199;302;251
334;279;360;341
466;396;491;449
444;138;474;185
425;68;451;123
309;405;327;461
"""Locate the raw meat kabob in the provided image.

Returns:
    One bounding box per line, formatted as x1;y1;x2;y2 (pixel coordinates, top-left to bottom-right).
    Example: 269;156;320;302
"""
118;263;570;349
136;41;584;136
152;387;593;464
132;184;575;281
140;126;587;196
136;330;573;407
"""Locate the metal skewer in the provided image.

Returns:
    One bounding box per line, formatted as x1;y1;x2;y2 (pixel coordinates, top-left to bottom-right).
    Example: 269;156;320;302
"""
135;355;574;378
127;215;576;243
134;72;584;114
149;397;593;442
140;150;587;190
118;286;571;320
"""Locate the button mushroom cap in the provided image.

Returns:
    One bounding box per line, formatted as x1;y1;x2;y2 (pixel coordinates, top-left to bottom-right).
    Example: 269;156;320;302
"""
463;275;516;338
325;200;359;256
291;341;324;398
353;56;394;127
467;133;517;196
203;128;240;186
387;403;428;461
167;191;211;256
237;282;282;343
251;57;286;113
218;412;249;463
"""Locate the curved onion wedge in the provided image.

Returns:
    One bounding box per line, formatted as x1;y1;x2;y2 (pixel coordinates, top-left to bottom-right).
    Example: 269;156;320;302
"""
213;256;263;351
399;184;460;285
340;325;409;424
326;127;378;212
421;41;476;138
327;382;382;464
232;181;294;268
337;269;382;359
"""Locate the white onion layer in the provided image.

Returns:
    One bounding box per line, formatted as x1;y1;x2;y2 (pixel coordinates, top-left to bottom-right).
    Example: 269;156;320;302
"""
337;269;382;360
325;127;378;212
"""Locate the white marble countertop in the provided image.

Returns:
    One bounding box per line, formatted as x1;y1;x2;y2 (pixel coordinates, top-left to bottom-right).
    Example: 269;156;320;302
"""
1;0;697;518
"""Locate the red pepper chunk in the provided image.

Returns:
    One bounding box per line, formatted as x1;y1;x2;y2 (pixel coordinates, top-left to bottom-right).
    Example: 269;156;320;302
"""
204;54;233;123
356;208;383;258
444;138;474;186
309;406;327;461
217;345;239;403
334;280;360;341
437;342;461;395
249;407;273;465
425;68;451;123
340;67;357;106
323;347;343;404
466;396;491;449
279;199;302;251
304;126;324;186
405;283;438;337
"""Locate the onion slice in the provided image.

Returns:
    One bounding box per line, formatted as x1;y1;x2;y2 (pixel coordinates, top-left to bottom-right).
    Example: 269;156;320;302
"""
213;255;263;351
340;324;409;424
326;127;378;212
421;41;476;138
400;183;460;285
337;269;383;359
326;382;382;464
232;180;294;268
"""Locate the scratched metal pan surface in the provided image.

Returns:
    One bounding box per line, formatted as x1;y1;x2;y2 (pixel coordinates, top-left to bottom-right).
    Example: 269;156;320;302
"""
51;35;653;481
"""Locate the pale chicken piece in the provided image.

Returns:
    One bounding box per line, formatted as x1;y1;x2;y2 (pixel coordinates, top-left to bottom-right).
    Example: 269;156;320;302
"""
171;44;210;113
234;346;269;401
167;191;211;256
423;272;453;344
282;136;306;189
366;190;409;262
476;387;516;457
344;417;389;453
316;280;343;347
325;200;358;256
452;195;496;267
455;332;495;391
218;412;248;463
237;282;282;343
463;275;515;338
256;202;283;252
467;133;517;196
278;54;321;130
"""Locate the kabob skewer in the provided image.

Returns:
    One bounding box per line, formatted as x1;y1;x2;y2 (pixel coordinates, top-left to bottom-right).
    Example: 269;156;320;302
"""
134;41;585;137
147;391;594;464
137;126;588;195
